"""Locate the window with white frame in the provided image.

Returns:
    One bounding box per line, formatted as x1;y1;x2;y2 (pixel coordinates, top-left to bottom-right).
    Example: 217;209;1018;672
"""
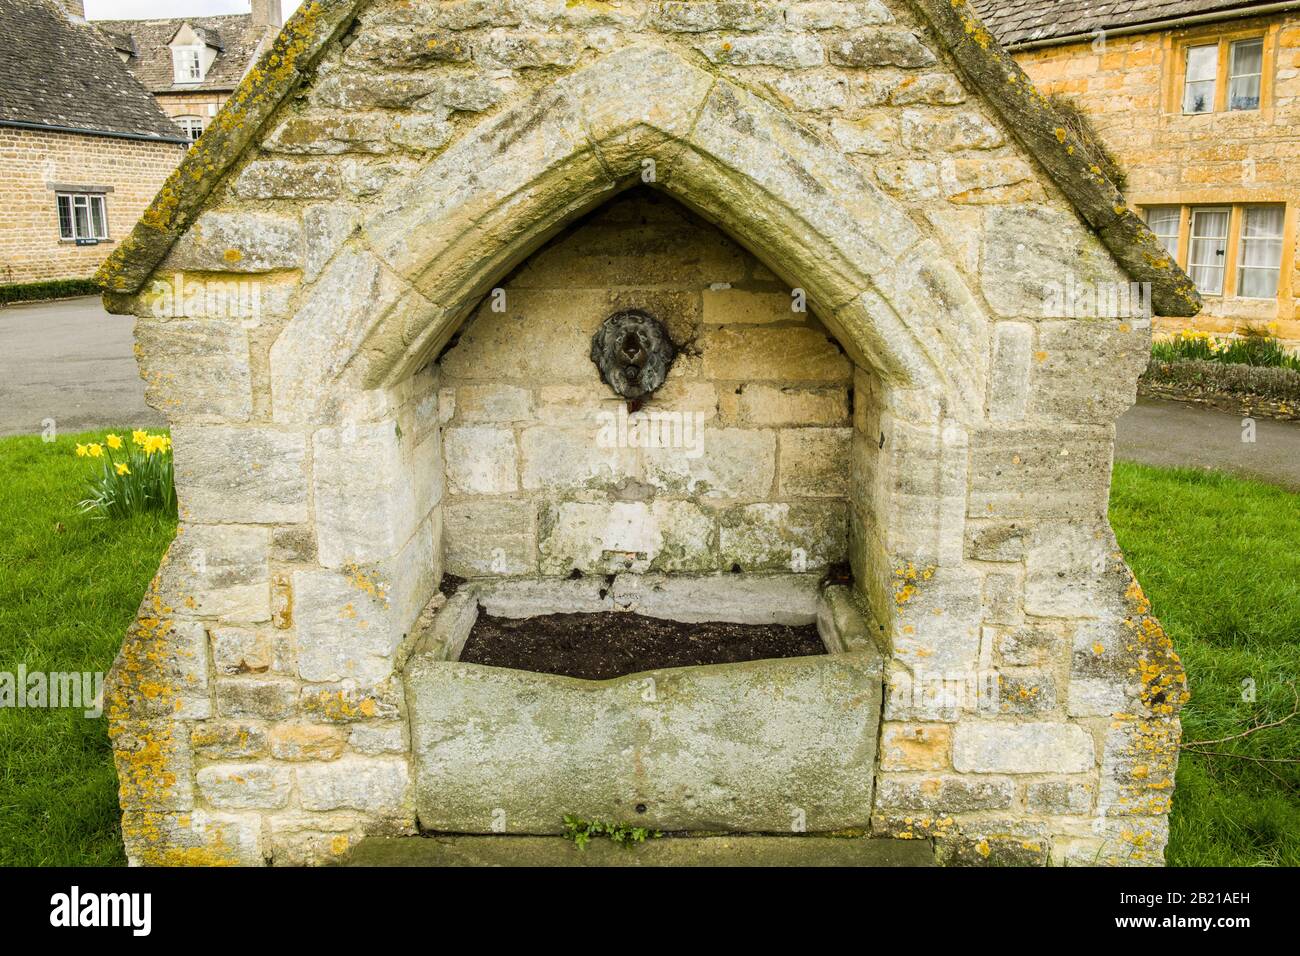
173;47;203;82
1238;205;1285;298
56;193;109;242
175;115;205;141
1228;38;1264;111
1145;206;1182;260
1183;44;1218;114
1188;207;1231;295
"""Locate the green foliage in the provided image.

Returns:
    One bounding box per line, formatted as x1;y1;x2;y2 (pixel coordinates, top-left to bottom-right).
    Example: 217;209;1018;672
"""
0;431;176;865
1151;327;1300;372
562;815;663;850
0;278;99;305
1110;461;1300;866
75;432;176;519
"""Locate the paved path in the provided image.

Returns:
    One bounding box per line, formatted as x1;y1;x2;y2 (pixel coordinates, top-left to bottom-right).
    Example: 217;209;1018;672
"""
1116;396;1300;491
0;296;161;438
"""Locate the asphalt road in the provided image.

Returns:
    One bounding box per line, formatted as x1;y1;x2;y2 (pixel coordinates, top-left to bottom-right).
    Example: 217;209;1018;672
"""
2;298;1298;491
0;296;161;438
1116;396;1300;492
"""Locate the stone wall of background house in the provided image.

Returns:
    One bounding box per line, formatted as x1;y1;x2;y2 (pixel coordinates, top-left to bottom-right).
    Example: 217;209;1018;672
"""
1014;13;1300;345
105;0;1185;867
0;126;184;285
439;189;852;579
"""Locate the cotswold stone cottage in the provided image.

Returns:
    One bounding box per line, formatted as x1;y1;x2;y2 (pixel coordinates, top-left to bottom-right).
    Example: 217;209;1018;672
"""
0;0;186;286
973;0;1300;348
95;0;287;143
99;0;1199;867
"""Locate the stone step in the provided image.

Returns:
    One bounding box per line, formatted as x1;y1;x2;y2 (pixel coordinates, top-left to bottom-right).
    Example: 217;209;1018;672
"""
344;834;935;867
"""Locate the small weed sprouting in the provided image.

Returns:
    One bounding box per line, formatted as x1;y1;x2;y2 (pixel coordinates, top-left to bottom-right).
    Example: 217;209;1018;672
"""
562;815;662;851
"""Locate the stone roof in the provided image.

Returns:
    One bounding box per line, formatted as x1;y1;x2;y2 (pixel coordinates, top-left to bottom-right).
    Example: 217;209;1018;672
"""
970;0;1274;47
94;13;271;94
0;0;187;142
95;0;1202;318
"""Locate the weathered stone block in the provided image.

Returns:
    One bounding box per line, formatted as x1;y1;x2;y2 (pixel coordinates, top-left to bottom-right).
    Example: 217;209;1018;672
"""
952;722;1095;774
314;418;424;567
157;524;271;623
171;426;309;524
829;29;936;68
269;723;348;762
407;651;883;833
700;327;851;383
190;720;268;760
697;34;825;68
653;2;780;32
166;211;303;272
539;500;716;574
297;757;412;815
981;206;1124;318
216;678;298;720
718;501;847;571
724;385;849;426
778;427;851;497
443;498;536;577
968;426;1112;520
787;1;893;30
879;722;952;771
444;426;518;495
235;160;341;200
134;319;252;423
210;627;274;677
643;427;776;499
876;774;1015;812
197;763;292;810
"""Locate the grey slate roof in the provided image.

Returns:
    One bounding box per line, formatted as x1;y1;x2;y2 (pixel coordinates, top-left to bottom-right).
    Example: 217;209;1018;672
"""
0;0;187;141
93;13;269;94
970;0;1276;47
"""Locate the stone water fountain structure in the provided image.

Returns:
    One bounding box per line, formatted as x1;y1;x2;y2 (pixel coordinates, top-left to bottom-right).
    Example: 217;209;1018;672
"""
98;0;1196;866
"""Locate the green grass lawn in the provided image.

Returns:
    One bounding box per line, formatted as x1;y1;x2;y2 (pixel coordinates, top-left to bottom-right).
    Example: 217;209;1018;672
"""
1110;461;1300;866
0;434;1295;865
0;431;176;866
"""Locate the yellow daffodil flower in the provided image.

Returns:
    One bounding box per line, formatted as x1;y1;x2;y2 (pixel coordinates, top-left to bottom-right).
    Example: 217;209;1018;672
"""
132;429;148;446
88;444;104;458
116;463;130;476
106;434;123;450
75;444;88;457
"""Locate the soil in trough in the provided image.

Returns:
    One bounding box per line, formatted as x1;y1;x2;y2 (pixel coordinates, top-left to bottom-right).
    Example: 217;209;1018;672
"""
458;611;826;680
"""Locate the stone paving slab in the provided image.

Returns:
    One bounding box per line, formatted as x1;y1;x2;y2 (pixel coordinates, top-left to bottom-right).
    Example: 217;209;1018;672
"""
345;834;935;867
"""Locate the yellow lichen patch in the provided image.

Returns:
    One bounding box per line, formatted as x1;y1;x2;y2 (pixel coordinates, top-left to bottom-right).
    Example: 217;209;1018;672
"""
223;248;243;263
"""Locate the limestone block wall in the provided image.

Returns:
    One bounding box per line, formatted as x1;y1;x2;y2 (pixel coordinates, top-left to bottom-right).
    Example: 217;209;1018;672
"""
102;0;1189;866
439;189;853;579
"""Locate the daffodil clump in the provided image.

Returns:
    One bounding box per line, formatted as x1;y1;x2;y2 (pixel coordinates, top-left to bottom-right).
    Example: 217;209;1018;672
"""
76;430;177;519
1152;323;1300;371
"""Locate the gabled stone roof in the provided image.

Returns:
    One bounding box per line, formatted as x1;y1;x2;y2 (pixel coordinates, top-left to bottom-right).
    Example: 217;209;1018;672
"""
95;0;1202;317
0;0;187;142
94;13;270;93
971;0;1275;47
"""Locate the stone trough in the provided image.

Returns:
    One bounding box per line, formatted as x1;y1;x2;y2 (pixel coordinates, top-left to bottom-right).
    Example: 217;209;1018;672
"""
405;576;884;834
